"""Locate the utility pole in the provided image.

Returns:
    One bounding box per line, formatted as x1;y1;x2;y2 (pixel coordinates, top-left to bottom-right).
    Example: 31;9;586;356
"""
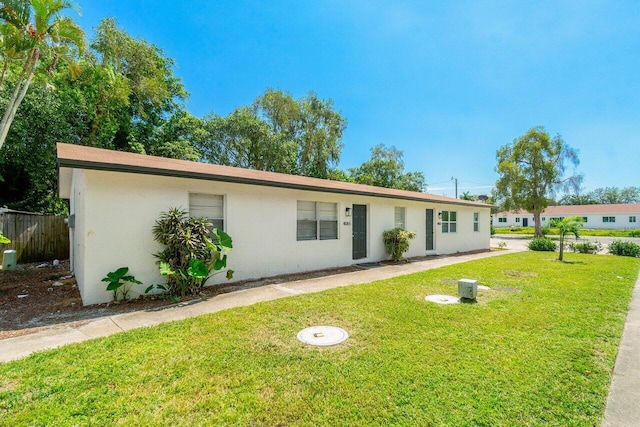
451;176;458;198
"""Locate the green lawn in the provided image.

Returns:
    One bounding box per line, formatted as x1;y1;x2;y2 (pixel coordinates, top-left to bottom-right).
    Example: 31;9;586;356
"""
496;226;640;237
1;252;639;426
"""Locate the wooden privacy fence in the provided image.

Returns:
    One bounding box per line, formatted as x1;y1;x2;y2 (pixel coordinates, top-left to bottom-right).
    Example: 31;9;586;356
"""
0;210;70;263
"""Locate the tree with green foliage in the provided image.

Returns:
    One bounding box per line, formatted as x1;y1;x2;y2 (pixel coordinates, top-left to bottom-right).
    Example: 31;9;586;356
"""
296;92;346;178
549;216;583;261
0;78;73;213
349;144;426;192
199;88;347;178
90;18;187;153
0;0;84;150
560;186;640;205
493;127;582;237
559;193;596;205
0;17;192;213
591;186;640;204
253;88;346;178
149;109;203;161
326;168;352;182
199;107;297;172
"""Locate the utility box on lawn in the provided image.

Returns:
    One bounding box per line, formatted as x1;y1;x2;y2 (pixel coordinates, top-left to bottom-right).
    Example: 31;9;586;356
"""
2;250;17;271
458;278;478;300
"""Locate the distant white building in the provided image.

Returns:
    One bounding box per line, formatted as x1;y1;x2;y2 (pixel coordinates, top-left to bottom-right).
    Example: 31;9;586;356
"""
493;204;640;229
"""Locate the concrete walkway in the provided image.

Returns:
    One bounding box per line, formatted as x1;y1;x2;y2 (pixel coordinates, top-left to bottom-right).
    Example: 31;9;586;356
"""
0;249;509;363
602;270;640;426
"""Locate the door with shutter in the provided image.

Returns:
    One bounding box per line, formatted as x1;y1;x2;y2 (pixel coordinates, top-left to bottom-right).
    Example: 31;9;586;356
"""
352;204;367;259
426;209;434;250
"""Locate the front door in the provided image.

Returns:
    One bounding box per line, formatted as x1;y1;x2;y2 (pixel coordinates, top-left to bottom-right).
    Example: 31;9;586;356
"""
426;209;434;250
523;218;529;227
352;204;367;259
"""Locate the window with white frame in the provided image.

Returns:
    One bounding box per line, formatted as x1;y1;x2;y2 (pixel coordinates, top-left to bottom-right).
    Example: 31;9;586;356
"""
297;201;338;241
498;217;507;223
473;212;479;232
582;217;588;222
515;217;520;223
441;210;457;233
630;216;637;223
189;193;224;230
394;207;406;229
603;216;616;223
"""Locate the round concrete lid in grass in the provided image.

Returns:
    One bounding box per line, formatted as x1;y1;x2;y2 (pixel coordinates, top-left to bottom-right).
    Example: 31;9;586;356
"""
297;326;349;346
425;294;460;304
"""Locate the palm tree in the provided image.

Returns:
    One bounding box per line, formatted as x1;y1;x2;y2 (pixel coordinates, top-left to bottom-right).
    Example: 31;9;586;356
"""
0;0;84;150
550;216;584;261
460;191;475;201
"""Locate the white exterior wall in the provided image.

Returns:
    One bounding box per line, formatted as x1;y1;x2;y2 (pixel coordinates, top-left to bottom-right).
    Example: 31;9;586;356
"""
493;213;535;228
572;214;638;229
70;169;490;305
493;212;639;229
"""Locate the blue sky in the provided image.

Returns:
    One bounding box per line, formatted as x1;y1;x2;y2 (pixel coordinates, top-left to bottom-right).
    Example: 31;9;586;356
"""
75;1;639;198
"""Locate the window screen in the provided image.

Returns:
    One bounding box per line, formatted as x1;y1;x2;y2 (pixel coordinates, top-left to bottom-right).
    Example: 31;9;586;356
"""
189;193;224;230
394;207;406;229
297;201;338;241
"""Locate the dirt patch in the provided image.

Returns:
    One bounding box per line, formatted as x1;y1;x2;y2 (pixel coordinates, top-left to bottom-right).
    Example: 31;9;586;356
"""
503;270;538;278
0;260;360;340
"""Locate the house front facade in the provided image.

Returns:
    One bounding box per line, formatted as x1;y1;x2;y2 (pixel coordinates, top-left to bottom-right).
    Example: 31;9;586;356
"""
493;204;640;229
58;143;492;305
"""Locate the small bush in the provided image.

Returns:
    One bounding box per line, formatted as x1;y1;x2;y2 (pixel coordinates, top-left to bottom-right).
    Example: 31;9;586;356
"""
102;267;142;301
383;228;417;261
528;236;557;252
608;240;640;258
628;230;640;238
569;240;602;254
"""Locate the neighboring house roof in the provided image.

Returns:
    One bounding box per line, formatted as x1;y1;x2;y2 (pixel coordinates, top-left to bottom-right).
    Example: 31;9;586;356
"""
494;204;640;216
57;143;490;208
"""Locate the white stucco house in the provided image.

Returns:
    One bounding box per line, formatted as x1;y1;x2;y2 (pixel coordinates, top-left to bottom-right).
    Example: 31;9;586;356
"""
57;143;492;305
493;204;640;229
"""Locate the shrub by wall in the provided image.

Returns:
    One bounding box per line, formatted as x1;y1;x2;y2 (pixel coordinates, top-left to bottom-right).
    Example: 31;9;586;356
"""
383;228;416;261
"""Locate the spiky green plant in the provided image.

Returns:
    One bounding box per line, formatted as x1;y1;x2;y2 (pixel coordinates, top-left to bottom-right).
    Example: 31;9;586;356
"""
152;208;233;297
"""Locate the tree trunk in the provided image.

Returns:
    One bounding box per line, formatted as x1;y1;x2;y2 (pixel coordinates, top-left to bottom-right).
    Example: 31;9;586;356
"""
533;210;543;237
0;59;9;90
0;49;39;151
558;235;564;261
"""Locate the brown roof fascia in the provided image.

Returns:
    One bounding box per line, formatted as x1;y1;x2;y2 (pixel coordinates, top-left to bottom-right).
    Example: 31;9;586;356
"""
495;204;640;215
56;143;491;209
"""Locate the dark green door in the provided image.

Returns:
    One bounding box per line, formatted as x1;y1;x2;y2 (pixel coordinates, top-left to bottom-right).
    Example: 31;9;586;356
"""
426;209;434;250
352;204;367;259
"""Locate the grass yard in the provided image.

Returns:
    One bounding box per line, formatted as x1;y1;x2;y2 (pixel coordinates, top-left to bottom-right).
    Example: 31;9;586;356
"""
1;252;639;426
496;226;640;237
